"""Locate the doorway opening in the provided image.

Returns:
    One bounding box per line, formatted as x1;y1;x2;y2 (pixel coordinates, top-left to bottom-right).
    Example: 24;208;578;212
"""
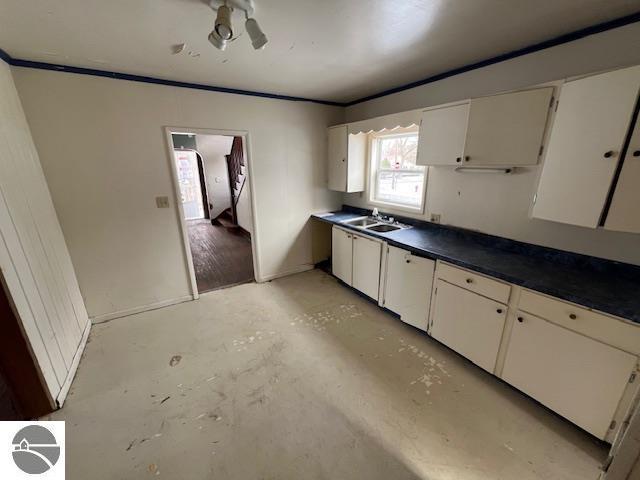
169;130;256;294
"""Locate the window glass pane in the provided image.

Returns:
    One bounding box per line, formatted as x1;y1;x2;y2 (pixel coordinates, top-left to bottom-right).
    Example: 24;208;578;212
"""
372;133;425;208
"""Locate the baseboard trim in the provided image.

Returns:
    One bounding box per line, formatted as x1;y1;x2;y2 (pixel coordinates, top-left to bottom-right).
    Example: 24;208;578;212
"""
55;320;91;407
259;264;314;282
90;295;194;324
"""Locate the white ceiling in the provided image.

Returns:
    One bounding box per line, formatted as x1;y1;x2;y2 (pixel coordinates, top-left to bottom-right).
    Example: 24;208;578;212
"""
1;0;639;103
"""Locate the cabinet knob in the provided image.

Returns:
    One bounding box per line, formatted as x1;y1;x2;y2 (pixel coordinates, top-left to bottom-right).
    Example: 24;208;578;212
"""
517;316;524;323
456;157;461;163
465;278;473;284
496;308;503;314
342;158;346;162
569;313;577;320
604;150;615;158
633;150;640;157
464;156;470;162
406;259;411;263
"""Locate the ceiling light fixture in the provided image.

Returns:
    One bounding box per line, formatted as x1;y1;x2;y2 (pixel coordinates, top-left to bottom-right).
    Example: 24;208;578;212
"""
208;0;268;51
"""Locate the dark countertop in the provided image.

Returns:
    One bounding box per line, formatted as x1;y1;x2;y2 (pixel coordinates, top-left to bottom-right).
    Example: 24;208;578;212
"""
312;209;640;325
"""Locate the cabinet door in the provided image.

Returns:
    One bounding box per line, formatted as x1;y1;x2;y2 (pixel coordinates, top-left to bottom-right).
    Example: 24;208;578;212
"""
384;246;435;331
430;280;507;373
502;312;637;440
328;126;348;191
605;117;640;233
352;234;382;300
464;87;553;166
331;227;352;285
416;103;468;166
532;66;640;228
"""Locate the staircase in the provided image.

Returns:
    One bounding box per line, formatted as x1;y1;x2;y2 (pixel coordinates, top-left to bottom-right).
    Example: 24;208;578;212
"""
225;136;246;225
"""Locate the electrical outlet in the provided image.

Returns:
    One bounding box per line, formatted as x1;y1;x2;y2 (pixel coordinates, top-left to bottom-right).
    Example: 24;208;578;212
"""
430;213;441;224
155;196;170;208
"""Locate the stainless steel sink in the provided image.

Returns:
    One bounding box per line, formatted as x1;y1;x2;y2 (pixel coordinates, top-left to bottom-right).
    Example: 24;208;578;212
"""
366;224;401;232
342;216;379;227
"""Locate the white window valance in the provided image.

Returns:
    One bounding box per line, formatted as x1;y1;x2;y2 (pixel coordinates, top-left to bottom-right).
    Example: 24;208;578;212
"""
347;108;422;135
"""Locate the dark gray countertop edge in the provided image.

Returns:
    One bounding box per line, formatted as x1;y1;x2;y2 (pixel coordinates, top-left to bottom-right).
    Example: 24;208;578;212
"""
312;212;640;324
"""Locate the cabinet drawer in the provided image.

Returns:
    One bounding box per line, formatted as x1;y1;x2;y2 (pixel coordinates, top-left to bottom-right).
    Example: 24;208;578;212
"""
519;290;640;356
503;311;637;440
437;262;511;304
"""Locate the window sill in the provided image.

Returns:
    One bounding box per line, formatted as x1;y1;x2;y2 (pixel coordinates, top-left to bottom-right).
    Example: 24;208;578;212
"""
368;199;425;216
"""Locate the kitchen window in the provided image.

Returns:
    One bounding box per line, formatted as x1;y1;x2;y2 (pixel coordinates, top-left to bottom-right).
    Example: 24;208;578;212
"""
369;129;426;211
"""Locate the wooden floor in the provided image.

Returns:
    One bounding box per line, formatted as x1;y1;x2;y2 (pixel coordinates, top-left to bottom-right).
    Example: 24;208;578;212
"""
187;219;254;293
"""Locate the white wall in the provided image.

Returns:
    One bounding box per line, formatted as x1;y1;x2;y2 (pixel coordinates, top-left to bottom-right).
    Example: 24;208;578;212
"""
0;60;89;404
195;134;233;220
343;23;640;266
12;67;344;320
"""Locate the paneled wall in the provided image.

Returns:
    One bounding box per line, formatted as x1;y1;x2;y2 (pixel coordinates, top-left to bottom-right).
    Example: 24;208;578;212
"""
0;60;89;404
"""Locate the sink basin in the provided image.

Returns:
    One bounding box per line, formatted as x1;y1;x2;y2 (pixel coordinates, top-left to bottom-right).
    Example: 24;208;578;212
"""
366;224;401;232
343;216;378;227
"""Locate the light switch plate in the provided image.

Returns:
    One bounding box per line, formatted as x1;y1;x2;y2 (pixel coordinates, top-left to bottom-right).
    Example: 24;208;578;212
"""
156;196;170;208
430;213;441;224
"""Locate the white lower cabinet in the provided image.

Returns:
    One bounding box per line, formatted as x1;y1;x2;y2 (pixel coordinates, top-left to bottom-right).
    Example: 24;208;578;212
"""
331;227;353;284
352;234;382;300
383;245;435;331
502;311;638;440
430;279;507;373
331;226;382;301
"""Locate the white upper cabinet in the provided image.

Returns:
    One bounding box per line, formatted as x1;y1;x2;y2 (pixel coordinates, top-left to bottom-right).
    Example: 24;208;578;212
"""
605;115;640;233
532;66;640;228
464;87;553;166
416;88;552;166
327;125;366;192
416;103;469;166
383;246;435;331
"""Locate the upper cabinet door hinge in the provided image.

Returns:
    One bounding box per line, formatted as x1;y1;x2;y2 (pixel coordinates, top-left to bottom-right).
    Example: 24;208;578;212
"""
630;372;637;383
538;145;544;157
554;99;559;112
549;95;555;108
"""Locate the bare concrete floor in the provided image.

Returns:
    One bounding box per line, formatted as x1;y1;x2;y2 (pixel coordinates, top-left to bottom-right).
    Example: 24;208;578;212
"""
50;269;607;479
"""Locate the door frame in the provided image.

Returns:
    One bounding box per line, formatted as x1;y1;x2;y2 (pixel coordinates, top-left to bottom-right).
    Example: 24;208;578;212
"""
163;127;261;299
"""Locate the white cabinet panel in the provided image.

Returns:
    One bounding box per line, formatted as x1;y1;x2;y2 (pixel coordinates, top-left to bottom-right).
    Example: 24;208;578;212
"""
533;66;640;228
331;227;352;285
352;234;382;301
431;280;507;373
605;116;640;233
327;126;366;193
464;87;553;166
384;246;435;331
502;312;637;440
416;103;469;166
328;126;348;191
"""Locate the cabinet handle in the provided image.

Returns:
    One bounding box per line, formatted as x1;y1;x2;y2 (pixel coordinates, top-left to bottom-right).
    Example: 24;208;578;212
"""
456;157;461;163
465;278;473;284
342;158;346;162
604;150;615;158
406;259;411;263
517;316;524;323
569;313;577;320
633;150;640;157
496;308;503;314
464;156;470;162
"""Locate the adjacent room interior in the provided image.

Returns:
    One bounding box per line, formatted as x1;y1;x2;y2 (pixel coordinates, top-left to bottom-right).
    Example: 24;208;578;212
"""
170;131;255;293
1;1;640;479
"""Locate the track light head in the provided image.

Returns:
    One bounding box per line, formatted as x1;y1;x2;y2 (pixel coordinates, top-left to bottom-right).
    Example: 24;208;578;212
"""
214;5;233;40
208;29;228;51
245;17;267;50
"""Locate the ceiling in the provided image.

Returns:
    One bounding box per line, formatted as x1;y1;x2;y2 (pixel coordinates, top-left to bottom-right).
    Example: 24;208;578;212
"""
1;0;639;104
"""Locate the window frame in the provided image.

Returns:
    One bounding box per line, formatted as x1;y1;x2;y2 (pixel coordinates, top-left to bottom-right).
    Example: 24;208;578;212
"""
367;128;427;214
